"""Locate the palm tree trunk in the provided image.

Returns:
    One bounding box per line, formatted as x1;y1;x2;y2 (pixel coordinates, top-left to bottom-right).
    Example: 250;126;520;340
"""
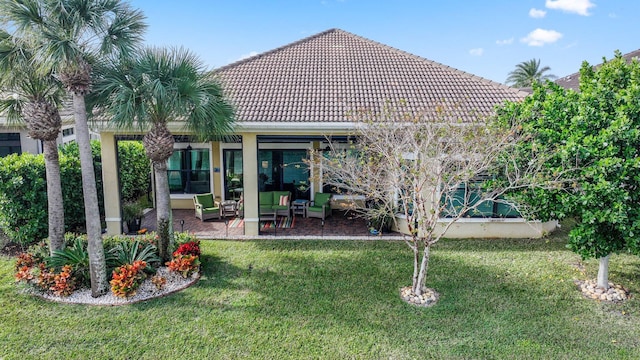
72;93;108;297
42;139;65;254
154;161;173;262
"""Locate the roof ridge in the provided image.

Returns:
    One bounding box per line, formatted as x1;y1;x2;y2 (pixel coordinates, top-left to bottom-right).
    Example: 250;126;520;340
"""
216;27;524;96
215;28;341;72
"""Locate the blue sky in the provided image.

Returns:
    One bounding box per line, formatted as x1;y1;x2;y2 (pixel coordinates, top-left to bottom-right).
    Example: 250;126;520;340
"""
128;0;639;84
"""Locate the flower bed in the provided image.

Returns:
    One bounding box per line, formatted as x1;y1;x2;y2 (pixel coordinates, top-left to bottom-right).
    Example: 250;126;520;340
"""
14;232;201;305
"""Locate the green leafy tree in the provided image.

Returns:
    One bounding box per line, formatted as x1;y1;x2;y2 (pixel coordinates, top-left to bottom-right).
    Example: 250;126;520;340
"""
0;0;147;296
499;51;640;289
0;31;66;253
89;47;234;262
506;58;556;88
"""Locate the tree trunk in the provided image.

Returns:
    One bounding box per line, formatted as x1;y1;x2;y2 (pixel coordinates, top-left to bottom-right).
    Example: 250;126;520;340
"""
42;139;65;254
597;254;610;289
73;93;108;297
413;243;430;296
154;161;173;262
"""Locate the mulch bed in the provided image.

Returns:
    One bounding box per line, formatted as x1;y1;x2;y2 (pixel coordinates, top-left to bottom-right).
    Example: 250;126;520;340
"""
1;242;24;257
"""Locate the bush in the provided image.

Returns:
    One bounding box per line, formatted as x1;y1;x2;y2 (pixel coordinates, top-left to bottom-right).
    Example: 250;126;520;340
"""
117;141;151;202
46;236;90;288
0;149;101;245
166;254;200;278
109;260;147;298
0;153;49;245
106;239;161;274
0;140;149;246
174;241;201;257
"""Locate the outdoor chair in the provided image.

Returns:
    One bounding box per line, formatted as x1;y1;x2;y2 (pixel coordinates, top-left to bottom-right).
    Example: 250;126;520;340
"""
307;192;332;220
193;193;221;221
259;190;291;217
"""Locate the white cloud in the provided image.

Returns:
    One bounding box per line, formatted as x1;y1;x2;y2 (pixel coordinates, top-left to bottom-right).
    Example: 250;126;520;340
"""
237;51;258;61
496;38;514;46
521;28;563;46
545;0;595;16
529;8;547;18
469;48;484;56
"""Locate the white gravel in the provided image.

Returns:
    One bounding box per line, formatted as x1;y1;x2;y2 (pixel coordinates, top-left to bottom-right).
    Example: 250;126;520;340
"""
27;267;199;306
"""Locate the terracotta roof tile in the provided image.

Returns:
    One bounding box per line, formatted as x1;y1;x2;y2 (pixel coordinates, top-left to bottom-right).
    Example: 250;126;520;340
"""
216;29;526;123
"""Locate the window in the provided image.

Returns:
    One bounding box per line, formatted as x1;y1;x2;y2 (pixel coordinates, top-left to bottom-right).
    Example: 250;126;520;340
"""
62;128;74;137
441;182;520;218
0;133;21;156
167;148;210;194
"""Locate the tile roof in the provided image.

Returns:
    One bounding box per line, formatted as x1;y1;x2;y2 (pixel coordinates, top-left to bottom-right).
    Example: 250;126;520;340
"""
215;28;527;124
556;49;640;91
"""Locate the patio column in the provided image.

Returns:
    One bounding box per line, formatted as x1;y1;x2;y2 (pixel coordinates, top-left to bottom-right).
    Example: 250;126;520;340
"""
101;132;122;235
242;133;259;235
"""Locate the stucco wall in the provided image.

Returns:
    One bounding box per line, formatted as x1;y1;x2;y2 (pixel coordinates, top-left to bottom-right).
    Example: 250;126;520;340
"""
394;215;558;239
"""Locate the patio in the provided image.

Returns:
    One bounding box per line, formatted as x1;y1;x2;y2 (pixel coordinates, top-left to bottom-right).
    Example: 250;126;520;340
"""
136;209;402;240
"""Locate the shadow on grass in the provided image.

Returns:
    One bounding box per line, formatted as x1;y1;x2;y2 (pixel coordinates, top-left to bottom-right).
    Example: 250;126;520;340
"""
178;238;612;358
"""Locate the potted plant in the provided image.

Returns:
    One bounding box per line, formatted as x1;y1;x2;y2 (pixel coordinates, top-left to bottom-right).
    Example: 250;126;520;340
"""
368;212;393;235
122;201;145;233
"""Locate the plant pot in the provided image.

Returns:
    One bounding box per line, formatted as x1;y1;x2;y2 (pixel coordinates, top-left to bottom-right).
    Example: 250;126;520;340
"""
126;218;142;233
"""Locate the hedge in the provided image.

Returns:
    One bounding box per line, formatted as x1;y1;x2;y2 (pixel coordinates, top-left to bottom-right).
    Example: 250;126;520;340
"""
0;140;150;245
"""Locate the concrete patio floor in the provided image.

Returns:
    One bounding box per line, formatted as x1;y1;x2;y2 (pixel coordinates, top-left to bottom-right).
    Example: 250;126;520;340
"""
134;209;403;240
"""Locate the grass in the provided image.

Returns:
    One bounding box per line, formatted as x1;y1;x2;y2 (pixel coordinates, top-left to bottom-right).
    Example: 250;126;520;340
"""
1;228;640;359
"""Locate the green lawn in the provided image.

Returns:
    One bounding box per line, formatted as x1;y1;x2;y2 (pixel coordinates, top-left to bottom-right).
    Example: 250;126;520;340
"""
1;229;640;359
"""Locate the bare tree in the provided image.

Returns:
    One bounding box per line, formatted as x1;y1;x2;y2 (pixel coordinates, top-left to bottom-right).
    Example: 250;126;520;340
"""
317;104;562;303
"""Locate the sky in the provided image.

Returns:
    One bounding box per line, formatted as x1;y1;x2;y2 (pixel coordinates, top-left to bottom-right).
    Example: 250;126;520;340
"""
128;0;639;84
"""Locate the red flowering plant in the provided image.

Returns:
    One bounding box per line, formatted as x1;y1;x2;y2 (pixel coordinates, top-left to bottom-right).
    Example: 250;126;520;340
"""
174;241;201;257
109;260;148;298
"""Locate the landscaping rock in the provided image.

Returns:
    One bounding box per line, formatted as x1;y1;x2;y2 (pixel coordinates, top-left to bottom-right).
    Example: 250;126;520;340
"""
26;267;200;306
575;279;630;303
400;286;439;307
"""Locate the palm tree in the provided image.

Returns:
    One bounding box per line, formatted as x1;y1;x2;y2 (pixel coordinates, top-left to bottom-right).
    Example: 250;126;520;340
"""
0;31;66;254
0;0;147;296
90;47;235;262
506;58;557;88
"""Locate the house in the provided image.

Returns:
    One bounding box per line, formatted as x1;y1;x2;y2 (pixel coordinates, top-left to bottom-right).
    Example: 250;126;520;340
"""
98;28;556;237
0;103;92;156
556;49;640;90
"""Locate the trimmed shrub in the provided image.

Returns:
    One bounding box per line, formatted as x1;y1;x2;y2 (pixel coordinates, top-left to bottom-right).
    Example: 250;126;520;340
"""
0;140;149;245
117;141;151;202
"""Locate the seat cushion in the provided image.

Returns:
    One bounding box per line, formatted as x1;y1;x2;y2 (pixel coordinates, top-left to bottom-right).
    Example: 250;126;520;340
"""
314;193;331;206
259;192;273;206
272;204;288;211
308;205;324;212
272;191;290;204
195;193;215;208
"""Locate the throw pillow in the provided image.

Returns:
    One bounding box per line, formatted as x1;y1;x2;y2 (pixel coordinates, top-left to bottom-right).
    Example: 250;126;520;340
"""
279;195;289;206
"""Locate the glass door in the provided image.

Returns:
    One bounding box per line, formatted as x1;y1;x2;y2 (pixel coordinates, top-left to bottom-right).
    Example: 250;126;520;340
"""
223;149;243;200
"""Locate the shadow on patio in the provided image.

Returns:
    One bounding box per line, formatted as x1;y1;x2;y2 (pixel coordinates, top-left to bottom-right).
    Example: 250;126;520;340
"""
135;209;402;240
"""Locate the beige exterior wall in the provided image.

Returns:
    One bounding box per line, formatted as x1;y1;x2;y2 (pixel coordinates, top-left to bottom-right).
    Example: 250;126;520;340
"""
101;132;122;235
394;215;558;239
